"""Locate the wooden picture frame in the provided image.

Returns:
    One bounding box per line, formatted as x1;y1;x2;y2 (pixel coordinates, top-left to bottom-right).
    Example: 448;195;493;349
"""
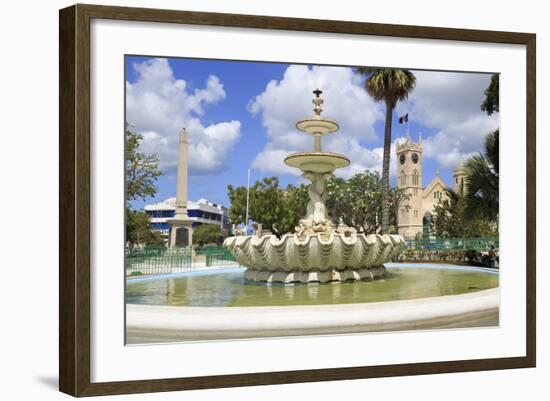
59;3;536;397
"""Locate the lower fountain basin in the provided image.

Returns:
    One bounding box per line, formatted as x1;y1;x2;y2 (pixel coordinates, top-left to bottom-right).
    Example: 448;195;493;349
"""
223;233;405;283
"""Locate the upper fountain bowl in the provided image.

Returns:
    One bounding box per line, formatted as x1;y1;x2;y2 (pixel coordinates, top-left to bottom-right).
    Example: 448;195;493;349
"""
296;118;339;135
284;151;350;174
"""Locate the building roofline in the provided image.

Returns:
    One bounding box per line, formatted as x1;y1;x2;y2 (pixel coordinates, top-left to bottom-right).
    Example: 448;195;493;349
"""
422;175;447;197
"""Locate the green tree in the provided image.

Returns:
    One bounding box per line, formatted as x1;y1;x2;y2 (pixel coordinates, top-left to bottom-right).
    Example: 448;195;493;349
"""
126;209;165;247
481;74;499;115
326;173;381;233
464;130;499;222
226;184;249;226
227;177;308;236
125;127;162;205
464;73;499;222
431;189;497;238
279;184;309;234
326;170;410;234
193;224;225;246
356;68;416;233
227;171;408;237
125;126;163;247
431;189;467;238
249;177;287;234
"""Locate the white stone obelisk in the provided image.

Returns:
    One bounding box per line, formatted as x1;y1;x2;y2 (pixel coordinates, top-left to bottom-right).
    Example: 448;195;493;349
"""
168;128;193;247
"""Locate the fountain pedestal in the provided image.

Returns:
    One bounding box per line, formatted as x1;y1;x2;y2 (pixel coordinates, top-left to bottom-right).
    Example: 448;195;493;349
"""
224;89;404;283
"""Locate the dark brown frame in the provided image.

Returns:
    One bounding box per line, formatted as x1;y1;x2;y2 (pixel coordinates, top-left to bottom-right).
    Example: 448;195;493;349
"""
59;3;536;397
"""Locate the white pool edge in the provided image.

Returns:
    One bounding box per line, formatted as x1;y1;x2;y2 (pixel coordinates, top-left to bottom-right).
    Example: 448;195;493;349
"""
126;287;499;341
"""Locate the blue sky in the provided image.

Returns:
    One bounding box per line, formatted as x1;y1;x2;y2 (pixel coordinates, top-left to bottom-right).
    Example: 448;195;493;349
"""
125;56;498;210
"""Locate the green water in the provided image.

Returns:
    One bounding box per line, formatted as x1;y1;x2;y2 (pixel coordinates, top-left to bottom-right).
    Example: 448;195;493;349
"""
126;266;499;307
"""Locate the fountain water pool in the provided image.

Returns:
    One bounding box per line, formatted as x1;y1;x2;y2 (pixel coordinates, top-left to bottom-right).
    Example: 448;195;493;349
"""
125;264;499;342
127;264;499;307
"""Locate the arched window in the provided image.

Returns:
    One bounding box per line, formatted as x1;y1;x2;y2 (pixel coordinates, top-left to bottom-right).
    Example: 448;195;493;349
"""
412;170;418;186
400;170;406;186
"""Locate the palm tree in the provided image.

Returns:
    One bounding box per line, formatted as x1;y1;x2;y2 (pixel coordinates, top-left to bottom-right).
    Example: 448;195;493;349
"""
356;68;416;233
464;130;499;222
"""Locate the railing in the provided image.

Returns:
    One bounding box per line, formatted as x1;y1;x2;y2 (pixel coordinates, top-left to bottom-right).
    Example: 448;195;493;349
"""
125;246;236;276
205;248;236;267
403;237;499;251
125;247;192;276
194;246;237;267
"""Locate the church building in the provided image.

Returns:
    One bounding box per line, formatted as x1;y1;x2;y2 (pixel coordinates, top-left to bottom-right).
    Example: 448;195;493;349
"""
395;132;466;239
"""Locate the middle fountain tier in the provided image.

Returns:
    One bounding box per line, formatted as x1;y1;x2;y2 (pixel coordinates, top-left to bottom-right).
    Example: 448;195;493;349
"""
224;89;404;283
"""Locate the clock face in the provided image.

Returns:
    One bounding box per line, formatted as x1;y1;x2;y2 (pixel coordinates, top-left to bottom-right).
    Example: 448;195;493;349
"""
399;154;406;165
412;153;419;164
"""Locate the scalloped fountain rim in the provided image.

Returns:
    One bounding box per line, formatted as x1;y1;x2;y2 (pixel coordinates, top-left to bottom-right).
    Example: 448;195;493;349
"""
223;233;405;283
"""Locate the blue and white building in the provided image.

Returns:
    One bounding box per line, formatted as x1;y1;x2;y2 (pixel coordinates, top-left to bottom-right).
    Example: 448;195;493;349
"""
144;197;230;236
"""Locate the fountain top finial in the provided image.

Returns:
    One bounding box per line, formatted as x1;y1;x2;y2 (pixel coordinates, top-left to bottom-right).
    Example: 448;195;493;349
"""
312;88;324;117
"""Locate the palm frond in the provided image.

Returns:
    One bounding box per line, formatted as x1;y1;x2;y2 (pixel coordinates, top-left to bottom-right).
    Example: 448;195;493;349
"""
464;154;499;221
485;129;499;174
356;68;416;107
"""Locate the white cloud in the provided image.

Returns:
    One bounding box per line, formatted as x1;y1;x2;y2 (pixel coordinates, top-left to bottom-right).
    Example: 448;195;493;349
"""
126;58;241;174
251;148;298;176
250;66;497;179
421;114;498;169
397;70;499;168
326;137;399;179
248;65;384;177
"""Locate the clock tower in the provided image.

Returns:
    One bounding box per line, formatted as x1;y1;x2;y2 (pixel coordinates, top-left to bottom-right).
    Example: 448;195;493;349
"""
396;133;423;239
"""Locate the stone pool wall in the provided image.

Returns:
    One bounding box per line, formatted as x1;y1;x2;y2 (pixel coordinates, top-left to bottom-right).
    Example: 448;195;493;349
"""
396;249;498;268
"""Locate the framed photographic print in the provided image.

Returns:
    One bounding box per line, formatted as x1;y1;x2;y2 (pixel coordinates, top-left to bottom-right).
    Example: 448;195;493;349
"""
59;3;536;397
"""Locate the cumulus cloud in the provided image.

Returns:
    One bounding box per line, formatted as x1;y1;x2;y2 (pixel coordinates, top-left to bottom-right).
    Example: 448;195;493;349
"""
248;65;384;177
249;66;497;179
396;70;499;168
126;58;241;174
421;114;498;169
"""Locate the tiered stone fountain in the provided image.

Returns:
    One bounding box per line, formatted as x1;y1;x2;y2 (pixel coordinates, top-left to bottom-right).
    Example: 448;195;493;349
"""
224;89;404;283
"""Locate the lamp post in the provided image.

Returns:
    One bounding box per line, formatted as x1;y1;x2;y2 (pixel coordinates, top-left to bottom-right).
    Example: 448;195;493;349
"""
245;168;250;235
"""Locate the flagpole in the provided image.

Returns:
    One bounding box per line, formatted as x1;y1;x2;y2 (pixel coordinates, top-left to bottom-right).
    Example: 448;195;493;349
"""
245;168;250;235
